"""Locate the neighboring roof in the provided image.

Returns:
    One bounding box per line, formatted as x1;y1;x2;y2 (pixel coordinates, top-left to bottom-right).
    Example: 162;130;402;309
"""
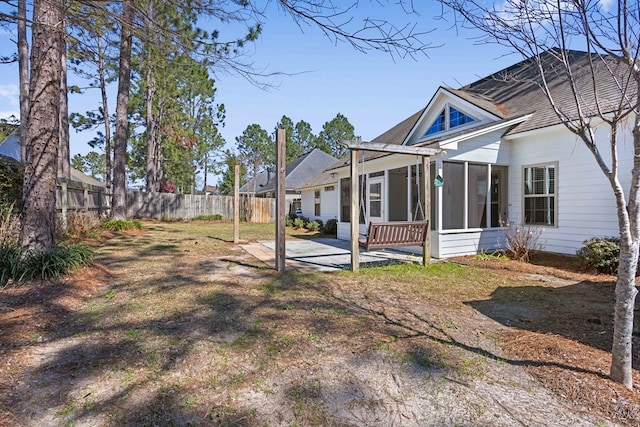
296;171;338;191
0;133;20;160
69;167;105;187
239;170;271;193
203;185;220;194
241;149;339;194
0;133;106;187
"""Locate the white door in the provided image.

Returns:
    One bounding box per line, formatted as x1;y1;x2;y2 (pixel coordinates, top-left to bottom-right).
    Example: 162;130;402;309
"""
367;177;384;223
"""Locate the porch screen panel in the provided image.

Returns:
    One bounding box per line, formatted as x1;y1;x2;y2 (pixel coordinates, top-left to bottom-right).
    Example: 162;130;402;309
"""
389;167;408;221
410;165;426;221
443;162;464;229
340;176;367;223
468;164;488;228
340;178;350;222
491;166;508;227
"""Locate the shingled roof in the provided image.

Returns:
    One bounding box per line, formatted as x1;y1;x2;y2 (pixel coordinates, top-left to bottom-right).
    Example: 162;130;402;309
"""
451;49;634;135
240;148;338;194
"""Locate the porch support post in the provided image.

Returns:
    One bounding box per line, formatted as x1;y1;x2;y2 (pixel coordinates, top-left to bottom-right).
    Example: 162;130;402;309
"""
350;149;359;272
423;156;431;266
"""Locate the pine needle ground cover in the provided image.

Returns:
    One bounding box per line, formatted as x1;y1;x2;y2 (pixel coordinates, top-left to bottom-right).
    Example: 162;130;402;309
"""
0;221;636;426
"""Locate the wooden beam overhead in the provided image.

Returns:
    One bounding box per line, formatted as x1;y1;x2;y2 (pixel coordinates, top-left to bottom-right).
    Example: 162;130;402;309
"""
339;140;442;156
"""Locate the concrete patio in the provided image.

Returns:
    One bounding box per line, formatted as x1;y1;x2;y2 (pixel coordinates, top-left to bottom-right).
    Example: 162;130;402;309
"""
242;237;424;272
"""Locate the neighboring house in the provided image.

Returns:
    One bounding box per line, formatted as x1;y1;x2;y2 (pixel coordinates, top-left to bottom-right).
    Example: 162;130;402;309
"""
295;170;339;223
322;50;634;258
203;185;221;195
240;148;338;215
0;132;105;188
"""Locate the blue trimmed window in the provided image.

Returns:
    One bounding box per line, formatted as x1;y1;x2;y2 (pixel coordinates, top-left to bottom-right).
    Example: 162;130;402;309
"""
425;110;445;136
449;106;474;128
424;105;475;137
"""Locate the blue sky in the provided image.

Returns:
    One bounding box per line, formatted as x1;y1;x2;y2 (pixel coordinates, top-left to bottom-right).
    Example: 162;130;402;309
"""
0;2;519;184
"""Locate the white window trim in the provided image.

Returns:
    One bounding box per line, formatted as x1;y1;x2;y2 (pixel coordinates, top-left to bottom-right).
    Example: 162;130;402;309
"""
522;162;558;227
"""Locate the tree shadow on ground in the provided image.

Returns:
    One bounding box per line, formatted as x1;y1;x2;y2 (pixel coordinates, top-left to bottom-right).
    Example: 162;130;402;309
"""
466;280;640;368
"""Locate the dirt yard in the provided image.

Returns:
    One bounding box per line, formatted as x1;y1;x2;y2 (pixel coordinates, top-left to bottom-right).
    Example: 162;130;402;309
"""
1;221;639;426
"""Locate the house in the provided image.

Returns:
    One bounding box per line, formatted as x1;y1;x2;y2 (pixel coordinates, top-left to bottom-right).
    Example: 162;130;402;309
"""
0;132;106;188
308;50;634;258
240;148;338;215
295;170;339;223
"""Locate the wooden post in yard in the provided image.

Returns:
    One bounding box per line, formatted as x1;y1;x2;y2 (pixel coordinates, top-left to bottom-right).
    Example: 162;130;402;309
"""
61;181;68;231
422;156;431;266
275;129;286;272
233;164;239;244
350;149;359;272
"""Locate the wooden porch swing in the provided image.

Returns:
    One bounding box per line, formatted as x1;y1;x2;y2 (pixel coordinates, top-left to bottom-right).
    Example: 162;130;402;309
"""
340;140;441;271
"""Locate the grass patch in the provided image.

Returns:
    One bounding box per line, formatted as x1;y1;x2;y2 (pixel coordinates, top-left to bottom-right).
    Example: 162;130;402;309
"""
9;220;622;426
102;219;143;231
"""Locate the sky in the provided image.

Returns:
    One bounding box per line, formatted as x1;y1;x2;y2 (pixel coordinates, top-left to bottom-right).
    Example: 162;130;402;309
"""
0;2;520;185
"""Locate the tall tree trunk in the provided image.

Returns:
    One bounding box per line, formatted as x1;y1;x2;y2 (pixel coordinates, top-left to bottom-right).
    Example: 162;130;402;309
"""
111;0;133;219
97;33;112;191
58;15;70;180
18;0;28;161
145;65;159;192
611;70;640;388
20;0;64;251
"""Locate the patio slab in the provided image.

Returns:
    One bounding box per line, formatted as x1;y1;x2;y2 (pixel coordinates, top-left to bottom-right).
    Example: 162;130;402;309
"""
242;237;424;272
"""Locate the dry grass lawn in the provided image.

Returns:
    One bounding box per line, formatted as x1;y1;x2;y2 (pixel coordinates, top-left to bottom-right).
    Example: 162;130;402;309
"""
0;220;638;426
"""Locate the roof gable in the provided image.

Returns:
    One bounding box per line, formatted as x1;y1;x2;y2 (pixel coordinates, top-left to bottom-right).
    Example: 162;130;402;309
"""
404;87;501;146
242;149;339;194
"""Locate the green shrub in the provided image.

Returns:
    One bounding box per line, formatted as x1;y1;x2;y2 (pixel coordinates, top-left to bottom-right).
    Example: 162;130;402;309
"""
102;219;143;231
306;221;320;232
1;243;94;287
577;236;620;274
285;216;294;227
0;245;25;286
293;218;305;229
192;214;223;221
0;156;23;212
287;212;298;222
322;219;338;235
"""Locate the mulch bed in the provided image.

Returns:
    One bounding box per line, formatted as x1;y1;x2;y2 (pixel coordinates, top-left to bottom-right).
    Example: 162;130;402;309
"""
452;252;640;426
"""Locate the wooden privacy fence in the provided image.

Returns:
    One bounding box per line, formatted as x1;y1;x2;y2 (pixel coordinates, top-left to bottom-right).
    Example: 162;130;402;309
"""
56;180;110;226
54;183;275;224
126;191;275;223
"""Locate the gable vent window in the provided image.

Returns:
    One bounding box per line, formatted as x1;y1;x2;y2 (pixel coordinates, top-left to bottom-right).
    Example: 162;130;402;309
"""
425;105;475;137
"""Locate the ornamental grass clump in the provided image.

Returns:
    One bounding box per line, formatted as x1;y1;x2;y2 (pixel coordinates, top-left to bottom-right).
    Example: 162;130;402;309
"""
1;243;94;287
102;218;143;231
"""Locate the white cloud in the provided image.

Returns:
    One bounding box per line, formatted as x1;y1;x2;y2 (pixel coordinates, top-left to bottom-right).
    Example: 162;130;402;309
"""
0;84;19;119
598;0;615;11
0;84;20;108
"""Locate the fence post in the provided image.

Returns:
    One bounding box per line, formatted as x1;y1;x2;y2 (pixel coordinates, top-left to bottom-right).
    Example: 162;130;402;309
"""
83;184;89;212
234;164;239;243
61;181;68;231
